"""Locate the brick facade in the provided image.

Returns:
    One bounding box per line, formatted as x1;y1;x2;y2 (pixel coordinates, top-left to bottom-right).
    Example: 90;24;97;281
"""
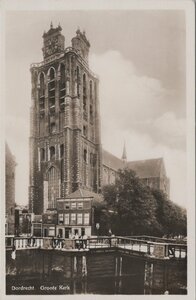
29;25;102;214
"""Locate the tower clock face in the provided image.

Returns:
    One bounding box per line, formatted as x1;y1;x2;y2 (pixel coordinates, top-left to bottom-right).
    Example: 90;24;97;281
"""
45;36;58;56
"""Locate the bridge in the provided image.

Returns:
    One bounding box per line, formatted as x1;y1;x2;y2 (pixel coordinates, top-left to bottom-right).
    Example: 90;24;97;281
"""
6;235;187;260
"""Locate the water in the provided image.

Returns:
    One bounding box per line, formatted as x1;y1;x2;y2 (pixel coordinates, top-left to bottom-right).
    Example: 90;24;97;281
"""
6;249;187;295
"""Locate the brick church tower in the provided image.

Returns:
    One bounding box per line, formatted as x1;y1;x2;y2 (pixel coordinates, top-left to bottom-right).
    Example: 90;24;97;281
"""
29;24;102;214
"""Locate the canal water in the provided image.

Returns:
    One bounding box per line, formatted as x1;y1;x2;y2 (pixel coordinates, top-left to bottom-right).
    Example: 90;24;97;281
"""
6;249;187;295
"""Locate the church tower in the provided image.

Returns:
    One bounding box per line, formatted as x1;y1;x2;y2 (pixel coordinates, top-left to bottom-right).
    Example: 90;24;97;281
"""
29;24;102;214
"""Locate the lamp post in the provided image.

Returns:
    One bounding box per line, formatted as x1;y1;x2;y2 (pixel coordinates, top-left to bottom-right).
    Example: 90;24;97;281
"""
96;223;100;237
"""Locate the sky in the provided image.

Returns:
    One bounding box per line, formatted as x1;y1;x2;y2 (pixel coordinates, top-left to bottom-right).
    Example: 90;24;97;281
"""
5;10;187;208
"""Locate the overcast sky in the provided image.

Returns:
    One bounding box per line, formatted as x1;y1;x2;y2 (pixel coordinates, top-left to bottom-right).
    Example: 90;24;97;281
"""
5;10;187;208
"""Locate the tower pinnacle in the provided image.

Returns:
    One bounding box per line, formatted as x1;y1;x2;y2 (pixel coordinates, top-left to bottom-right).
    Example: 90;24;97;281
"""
122;141;127;164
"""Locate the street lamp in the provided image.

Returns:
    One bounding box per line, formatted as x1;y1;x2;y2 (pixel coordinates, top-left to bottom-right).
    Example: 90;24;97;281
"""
96;223;100;237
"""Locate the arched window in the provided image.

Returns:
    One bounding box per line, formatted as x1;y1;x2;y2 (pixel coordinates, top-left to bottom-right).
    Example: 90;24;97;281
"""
50;122;56;134
59;64;66;110
93;154;97;166
90;153;93;166
90;104;93;124
84;149;87;162
50;146;55;160
40;73;45;96
77;66;80;97
39;73;45;111
48;68;55;112
40;148;45;161
94;81;97;101
83;125;87;137
83;74;87;120
48;166;60;209
60;144;64;158
90;80;93;101
50;68;55;80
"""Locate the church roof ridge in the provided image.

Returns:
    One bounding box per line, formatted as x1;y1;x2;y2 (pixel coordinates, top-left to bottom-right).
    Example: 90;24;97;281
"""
127;157;165;178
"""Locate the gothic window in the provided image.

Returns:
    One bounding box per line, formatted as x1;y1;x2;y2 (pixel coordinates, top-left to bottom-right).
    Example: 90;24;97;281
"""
59;64;66;110
83;74;87;120
90;153;93;166
39;73;45;112
48;166;60;209
90;80;93;101
48;68;56;112
40;73;45;96
83;125;87;137
50;68;55;80
90;104;93;124
40;148;45;161
93;154;97;166
50;122;56;134
61;159;64;183
50;146;55;160
60;144;64;158
76;66;80;97
94;81;97;101
84;149;87;162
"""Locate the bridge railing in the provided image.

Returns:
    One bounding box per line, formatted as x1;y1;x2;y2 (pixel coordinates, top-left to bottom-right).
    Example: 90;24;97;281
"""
116;236;187;259
127;235;187;244
6;236;187;259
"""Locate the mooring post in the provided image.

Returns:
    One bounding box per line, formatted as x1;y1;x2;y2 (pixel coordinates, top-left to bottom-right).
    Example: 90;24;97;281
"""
82;255;87;293
118;256;123;293
144;261;153;294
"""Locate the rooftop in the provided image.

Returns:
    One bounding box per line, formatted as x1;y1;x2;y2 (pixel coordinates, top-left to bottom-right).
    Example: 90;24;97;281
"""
127;158;164;178
102;149;124;170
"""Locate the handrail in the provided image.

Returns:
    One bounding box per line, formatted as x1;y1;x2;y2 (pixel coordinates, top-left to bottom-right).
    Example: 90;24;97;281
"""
128;235;187;244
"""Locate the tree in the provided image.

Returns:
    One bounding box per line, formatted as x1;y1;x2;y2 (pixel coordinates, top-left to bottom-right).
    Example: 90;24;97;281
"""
102;168;160;236
152;189;187;237
100;169;187;237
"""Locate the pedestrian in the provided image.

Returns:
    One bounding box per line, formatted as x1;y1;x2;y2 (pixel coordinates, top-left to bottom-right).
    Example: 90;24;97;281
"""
108;229;112;247
83;234;87;249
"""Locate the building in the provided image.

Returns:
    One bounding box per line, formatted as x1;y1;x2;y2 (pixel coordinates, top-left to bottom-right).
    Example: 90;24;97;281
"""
56;188;102;238
42;210;57;237
29;24;102;215
102;150;170;196
127;158;170;196
29;24;170;215
5;143;16;235
15;206;32;236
